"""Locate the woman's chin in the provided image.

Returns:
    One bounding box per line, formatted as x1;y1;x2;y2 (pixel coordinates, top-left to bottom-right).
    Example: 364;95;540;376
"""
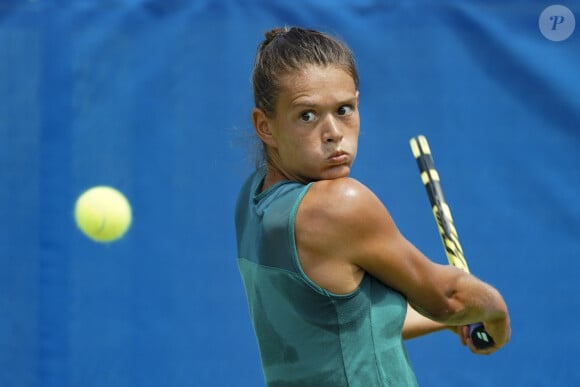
320;165;351;180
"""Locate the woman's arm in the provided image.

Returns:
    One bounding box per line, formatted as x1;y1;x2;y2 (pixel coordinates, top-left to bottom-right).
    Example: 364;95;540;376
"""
303;178;510;353
403;303;448;340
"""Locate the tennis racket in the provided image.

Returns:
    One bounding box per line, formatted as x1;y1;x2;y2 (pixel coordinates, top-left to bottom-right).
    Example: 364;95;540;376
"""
409;135;494;350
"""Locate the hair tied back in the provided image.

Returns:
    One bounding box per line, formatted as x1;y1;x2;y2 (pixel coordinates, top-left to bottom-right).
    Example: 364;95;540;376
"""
262;26;290;47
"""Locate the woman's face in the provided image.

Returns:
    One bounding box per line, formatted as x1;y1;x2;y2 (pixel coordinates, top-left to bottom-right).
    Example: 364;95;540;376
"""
258;65;360;183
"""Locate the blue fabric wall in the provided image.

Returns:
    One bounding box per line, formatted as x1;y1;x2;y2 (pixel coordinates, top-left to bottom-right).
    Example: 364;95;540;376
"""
1;1;578;386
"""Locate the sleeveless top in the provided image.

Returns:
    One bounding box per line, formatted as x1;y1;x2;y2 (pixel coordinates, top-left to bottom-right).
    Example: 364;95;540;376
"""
235;168;418;387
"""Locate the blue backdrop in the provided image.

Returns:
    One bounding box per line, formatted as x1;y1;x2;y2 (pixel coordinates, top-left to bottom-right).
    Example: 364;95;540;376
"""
1;1;579;386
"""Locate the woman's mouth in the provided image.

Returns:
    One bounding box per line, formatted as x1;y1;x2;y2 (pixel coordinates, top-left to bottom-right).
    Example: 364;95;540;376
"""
328;151;349;164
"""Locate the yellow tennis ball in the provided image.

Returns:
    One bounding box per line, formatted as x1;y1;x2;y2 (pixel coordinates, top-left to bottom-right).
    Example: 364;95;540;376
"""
74;186;132;243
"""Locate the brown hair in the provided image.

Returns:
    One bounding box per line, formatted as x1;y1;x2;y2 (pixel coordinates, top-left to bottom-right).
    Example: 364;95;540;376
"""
252;26;359;118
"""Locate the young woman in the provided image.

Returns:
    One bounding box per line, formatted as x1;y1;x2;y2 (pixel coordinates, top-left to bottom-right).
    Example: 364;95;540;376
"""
235;26;510;387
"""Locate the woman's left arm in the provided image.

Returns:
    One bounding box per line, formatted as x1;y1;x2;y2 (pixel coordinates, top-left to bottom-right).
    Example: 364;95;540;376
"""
403;303;457;340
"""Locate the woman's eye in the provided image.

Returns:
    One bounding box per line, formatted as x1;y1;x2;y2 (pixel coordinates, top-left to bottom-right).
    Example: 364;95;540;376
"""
337;105;353;116
300;111;316;122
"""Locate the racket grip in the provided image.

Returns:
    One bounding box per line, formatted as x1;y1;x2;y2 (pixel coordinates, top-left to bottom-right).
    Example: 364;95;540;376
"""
469;323;495;349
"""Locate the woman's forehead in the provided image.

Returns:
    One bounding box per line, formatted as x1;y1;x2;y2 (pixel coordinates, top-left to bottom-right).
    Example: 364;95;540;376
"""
278;65;357;98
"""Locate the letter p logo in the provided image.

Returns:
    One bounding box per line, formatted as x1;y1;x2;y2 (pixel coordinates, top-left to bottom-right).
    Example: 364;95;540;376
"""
539;5;575;41
550;15;566;30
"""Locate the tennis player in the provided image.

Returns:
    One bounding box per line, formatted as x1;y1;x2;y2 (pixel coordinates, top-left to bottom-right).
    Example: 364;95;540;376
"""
235;26;510;387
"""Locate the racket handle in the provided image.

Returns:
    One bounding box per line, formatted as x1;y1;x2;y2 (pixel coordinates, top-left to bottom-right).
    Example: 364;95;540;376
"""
469;323;495;349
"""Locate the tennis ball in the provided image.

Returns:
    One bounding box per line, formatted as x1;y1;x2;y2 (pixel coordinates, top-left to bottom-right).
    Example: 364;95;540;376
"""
74;186;132;243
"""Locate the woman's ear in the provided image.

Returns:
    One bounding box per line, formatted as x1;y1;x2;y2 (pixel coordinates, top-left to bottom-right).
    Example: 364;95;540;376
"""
252;108;277;148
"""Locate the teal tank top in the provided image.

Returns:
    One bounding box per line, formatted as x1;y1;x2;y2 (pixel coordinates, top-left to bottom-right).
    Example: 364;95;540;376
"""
235;168;418;387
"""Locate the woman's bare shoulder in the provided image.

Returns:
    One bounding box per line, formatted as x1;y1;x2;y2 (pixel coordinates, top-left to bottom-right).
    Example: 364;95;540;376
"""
304;177;385;218
294;177;385;293
296;177;394;250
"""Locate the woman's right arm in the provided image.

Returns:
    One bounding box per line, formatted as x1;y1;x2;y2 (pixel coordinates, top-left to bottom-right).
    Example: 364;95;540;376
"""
314;178;511;353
